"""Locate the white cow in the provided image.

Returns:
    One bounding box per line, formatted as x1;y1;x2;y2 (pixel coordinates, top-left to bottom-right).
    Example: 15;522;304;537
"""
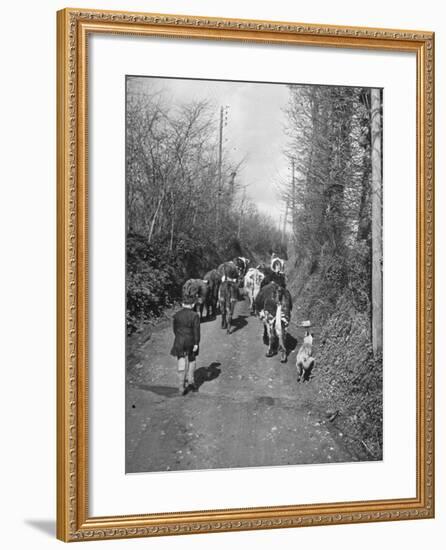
244;267;265;314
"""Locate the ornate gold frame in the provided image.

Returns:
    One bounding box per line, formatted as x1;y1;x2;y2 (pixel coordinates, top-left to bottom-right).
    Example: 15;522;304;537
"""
57;7;435;542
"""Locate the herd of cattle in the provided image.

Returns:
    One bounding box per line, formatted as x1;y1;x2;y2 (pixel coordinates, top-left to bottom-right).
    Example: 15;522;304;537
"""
182;254;294;363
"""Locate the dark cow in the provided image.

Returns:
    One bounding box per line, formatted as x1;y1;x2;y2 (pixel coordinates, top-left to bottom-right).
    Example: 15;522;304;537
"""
182;278;210;320
217;261;239;282
218;280;238;334
233;256;250;283
255;281;293;363
203;269;221;318
258;264;286;289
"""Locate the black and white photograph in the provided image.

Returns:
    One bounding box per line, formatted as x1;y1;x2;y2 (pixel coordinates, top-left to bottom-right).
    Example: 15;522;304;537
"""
1;0;441;546
125;75;383;474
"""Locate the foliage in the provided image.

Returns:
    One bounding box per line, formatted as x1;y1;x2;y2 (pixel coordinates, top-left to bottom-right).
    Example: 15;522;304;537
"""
284;85;383;457
126;234;179;334
126;79;285;332
314;295;383;458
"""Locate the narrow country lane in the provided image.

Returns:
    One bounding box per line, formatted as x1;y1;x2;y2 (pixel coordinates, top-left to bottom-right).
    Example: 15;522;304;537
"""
126;296;354;473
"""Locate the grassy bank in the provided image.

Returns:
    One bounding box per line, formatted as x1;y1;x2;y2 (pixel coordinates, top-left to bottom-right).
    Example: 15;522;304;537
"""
288;246;383;460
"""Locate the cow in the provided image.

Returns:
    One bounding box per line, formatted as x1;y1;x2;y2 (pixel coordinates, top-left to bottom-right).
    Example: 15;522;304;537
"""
258;264;286;289
217;261;239;283
182;278;210;320
255;281;293;363
271;253;285;274
203;269;221;318
244;267;265;315
233;256;250;282
218;280;238;334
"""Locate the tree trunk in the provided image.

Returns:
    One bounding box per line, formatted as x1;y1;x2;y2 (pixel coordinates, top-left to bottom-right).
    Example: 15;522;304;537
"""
169;191;175;253
282;200;289;245
147;188;165;243
371;88;383;356
357;158;371;241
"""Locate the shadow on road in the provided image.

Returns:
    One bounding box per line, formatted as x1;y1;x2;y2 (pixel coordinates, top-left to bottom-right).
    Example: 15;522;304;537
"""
230;315;249;334
286;332;298;353
194;361;221;389
200;314;217;324
132;384;179;398
130;362;222;397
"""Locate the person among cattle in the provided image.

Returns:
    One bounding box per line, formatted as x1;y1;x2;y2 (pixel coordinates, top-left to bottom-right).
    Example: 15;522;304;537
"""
218;279;238;334
270;253;285;274
170;293;200;395
203;269;221;318
233;256;250;284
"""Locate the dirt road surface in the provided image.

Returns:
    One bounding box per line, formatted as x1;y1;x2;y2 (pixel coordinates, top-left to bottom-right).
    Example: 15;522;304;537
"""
126;296;355;473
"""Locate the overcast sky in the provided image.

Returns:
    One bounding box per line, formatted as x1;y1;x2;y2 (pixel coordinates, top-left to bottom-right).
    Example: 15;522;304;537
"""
130;76;292;225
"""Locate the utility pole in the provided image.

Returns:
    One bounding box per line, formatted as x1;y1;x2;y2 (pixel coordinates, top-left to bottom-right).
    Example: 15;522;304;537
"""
291;158;296;235
230;171;236;196
237;189;246;240
216;106;227;234
371;88;383;357
282;200;289;245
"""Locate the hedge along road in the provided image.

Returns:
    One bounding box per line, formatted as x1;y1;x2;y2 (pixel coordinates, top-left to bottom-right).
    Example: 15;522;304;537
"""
125;294;355;473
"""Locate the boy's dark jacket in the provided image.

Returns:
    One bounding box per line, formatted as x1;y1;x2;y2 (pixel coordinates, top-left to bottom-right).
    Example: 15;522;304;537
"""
170;308;200;357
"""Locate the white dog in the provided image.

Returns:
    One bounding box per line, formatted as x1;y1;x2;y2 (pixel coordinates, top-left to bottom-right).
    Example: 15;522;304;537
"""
295;331;315;382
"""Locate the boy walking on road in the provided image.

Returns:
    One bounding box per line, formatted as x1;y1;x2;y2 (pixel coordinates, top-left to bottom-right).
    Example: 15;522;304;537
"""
170;295;200;395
